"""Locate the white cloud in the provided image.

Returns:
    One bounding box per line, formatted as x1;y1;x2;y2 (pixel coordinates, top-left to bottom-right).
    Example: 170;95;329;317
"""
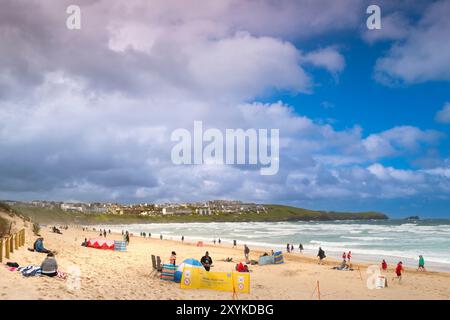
375;0;450;84
435;102;450;124
302;47;346;74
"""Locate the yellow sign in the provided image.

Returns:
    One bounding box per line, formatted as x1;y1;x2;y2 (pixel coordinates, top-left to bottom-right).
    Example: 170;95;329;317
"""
180;267;250;293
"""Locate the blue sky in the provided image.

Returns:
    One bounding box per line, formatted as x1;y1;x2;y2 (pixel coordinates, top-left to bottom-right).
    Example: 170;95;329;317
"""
0;0;449;218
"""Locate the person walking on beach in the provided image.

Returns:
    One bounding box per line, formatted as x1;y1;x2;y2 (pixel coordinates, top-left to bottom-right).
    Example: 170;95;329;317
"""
347;251;352;261
170;251;177;266
381;259;388;271
160;234;163;240
394;261;403;282
317;247;326;265
109;229;111;234
286;243;290;253
124;231;130;244
244;244;250;261
218;239;221;244
213;239;216;245
181;235;184;243
201;251;213;271
233;240;237;248
103;230;107;238
418;255;426;272
290;244;294;252
342;252;347;262
299;243;303;253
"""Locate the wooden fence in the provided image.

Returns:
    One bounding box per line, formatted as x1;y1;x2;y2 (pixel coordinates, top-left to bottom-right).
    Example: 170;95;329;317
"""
0;229;25;263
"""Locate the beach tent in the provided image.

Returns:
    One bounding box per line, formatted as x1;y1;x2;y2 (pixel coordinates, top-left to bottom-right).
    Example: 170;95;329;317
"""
258;255;275;265
174;258;203;283
273;251;284;264
87;238;115;250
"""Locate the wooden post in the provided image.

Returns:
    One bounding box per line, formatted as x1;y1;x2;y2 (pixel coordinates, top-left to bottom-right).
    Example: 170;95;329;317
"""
0;239;3;263
15;233;19;250
10;235;13;253
5;237;10;259
20;230;24;247
23;229;26;247
317;280;321;300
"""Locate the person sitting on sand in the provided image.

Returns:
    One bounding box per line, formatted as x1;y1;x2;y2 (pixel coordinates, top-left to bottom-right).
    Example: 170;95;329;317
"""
41;252;58;277
201;251;213;271
236;262;245;272
170;251;177;265
381;259;388;271
394;261;403;282
317;247;326;264
418;255;426;272
33;237;51;254
81;238;88;247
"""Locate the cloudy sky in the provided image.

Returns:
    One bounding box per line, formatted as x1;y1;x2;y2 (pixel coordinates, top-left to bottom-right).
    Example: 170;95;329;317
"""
1;0;449;217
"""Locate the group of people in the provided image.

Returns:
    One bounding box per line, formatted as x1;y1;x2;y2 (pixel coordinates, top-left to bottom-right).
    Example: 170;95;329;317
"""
381;255;426;282
29;238;59;277
98;229;111;237
286;243;304;253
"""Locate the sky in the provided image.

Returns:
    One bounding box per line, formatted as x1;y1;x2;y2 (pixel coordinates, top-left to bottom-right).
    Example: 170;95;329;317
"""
0;0;449;218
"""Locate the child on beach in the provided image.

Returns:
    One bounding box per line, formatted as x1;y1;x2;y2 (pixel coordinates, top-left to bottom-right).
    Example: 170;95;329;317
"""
170;251;176;265
394;261;403;282
418;255;426;271
381;259;388;271
342;252;347;262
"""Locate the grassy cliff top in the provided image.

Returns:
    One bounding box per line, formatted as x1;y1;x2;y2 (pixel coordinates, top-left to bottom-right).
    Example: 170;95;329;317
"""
9;203;388;224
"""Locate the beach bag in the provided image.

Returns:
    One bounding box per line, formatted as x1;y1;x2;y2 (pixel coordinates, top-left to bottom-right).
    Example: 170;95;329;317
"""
274;251;284;264
6;262;19;268
160;264;177;281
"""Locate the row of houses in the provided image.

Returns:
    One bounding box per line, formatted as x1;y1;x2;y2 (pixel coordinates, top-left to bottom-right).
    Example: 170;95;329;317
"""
8;200;267;216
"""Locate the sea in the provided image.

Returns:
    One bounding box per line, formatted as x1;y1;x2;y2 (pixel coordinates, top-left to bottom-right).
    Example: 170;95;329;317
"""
96;219;450;272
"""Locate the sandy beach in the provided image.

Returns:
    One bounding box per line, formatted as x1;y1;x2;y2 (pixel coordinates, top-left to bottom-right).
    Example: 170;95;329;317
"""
1;220;450;301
